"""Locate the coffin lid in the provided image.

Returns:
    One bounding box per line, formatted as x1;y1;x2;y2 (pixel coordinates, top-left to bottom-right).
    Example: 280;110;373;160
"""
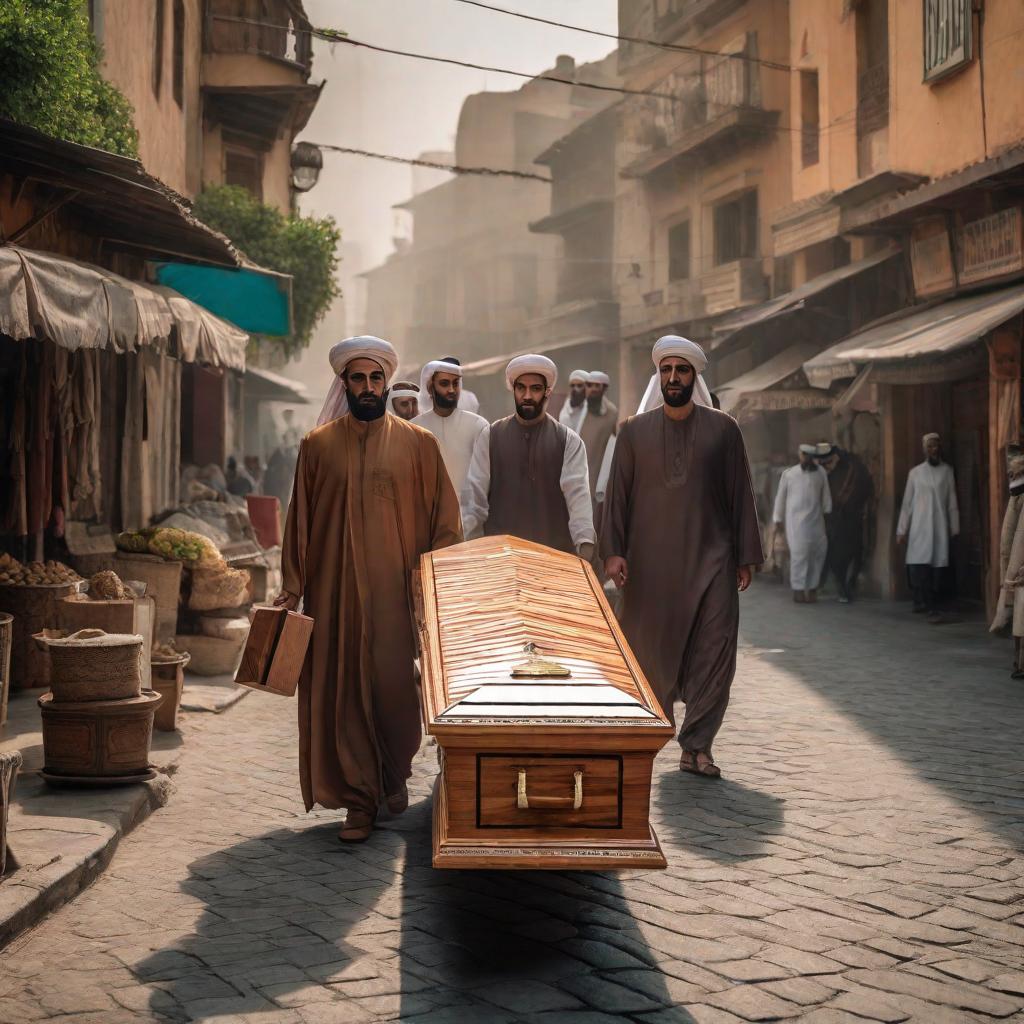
417;536;673;731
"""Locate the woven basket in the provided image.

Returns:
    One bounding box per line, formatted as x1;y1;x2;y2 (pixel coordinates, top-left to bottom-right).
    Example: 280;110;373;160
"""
0;581;80;690
40;629;143;702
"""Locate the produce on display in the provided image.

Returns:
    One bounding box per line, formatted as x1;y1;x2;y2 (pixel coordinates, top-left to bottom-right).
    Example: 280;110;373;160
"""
0;555;81;587
87;570;128;601
116;528;223;568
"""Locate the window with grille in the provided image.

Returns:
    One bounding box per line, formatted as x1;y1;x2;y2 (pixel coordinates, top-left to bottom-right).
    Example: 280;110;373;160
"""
225;148;263;199
800;70;819;167
924;0;973;82
668;221;691;281
713;191;758;266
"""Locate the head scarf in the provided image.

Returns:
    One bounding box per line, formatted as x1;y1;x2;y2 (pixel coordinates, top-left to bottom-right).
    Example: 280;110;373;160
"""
387;381;420;415
568;369;591;385
638;335;712;413
418;359;464;414
588;370;610;387
316;336;399;426
815;441;836;458
799;443;818;456
506;354;557;391
922;432;940;450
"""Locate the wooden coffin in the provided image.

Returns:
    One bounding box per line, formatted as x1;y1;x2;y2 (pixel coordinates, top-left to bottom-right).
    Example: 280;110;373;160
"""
416;535;674;870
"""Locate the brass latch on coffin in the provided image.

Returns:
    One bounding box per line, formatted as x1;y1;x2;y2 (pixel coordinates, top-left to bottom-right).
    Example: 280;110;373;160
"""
510;642;571;679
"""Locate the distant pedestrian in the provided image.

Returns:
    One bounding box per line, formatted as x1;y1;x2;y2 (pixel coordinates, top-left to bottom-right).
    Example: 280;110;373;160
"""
559;369;590;433
990;447;1024;677
816;441;873;603
579;370;618;499
463;354;595;557
601;335;762;779
439;357;480;415
773;444;831;603
898;433;959;622
386;380;421;421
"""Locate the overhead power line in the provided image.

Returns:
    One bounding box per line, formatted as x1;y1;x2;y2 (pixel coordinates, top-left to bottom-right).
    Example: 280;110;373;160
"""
311;144;551;182
210;15;680;102
450;0;794;73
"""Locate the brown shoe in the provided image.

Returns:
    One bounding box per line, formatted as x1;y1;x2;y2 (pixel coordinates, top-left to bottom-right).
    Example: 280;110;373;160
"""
339;809;374;843
805;589;817;603
680;750;721;779
793;591;805;603
386;784;409;816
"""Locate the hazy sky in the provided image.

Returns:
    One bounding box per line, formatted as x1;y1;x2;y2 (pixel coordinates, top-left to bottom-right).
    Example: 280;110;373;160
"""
287;0;617;393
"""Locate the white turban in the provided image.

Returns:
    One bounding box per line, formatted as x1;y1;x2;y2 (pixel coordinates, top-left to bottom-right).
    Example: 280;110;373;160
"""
506;354;557;391
317;335;399;426
568;369;591;384
922;432;940;451
387;383;420;415
637;335;712;414
589;371;611;386
799;443;818;456
418;359;464;414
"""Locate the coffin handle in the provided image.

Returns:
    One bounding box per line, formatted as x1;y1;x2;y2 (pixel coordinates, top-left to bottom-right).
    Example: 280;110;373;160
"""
516;769;583;811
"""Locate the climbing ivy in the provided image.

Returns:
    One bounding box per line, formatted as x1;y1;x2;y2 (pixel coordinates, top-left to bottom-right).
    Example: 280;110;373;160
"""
0;0;138;156
193;185;341;358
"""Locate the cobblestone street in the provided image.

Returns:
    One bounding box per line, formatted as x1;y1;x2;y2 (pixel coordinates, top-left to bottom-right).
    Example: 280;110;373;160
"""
2;585;1023;1024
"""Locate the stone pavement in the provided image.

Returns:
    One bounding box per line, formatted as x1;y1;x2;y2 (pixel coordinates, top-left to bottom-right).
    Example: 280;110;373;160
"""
1;585;1022;1023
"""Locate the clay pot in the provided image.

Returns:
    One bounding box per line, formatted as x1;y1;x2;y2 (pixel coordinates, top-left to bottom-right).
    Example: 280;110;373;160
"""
36;629;143;702
38;690;162;781
151;653;190;732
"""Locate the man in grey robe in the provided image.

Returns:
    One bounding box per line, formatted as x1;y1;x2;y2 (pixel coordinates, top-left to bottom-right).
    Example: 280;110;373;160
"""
601;336;763;778
464;355;595;558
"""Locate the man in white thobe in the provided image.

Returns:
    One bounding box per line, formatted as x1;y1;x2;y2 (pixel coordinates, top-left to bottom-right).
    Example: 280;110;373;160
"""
559;369;590;433
773;444;832;603
413;359;488;518
464;355;595;558
897;432;959;621
387;381;421;421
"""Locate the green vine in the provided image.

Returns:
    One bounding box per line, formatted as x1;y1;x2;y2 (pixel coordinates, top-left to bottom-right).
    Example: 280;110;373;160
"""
193;185;341;358
0;0;138;157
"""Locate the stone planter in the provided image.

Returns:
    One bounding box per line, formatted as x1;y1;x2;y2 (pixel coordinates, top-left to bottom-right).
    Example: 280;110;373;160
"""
1;749;21;876
151;653;190;732
38;690;162;784
35;629;143;703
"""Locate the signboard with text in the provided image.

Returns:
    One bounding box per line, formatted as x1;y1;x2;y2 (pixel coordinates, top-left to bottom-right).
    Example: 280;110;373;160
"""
959;207;1023;285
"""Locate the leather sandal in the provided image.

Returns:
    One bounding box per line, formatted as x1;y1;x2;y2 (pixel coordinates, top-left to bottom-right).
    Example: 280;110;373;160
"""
386;784;409;816
680;750;721;779
339;809;374;843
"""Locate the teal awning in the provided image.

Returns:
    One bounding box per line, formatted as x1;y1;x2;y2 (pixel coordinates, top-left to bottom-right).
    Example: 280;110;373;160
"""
151;262;292;337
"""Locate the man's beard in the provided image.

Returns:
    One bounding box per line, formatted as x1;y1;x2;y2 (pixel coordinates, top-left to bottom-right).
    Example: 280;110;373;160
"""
569;389;585;408
800;459;816;472
516;399;544;421
586;393;603;413
433;391;458;411
661;381;694;408
928;455;941;466
348;389;386;421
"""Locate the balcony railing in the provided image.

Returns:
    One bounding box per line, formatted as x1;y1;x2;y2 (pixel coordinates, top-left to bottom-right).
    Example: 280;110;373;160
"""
857;62;889;138
206;0;313;74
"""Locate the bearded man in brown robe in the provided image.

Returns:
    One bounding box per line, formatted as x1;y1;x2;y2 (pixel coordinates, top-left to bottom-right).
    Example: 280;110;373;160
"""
277;336;462;842
601;336;763;778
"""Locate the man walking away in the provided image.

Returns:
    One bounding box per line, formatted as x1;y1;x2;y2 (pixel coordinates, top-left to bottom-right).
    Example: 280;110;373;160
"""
601;336;762;779
277;336;462;843
773;444;831;603
464;355;595;558
816;441;873;603
897;432;959;623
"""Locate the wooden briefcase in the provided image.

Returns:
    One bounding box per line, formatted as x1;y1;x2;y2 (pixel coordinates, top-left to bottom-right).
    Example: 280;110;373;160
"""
235;607;313;696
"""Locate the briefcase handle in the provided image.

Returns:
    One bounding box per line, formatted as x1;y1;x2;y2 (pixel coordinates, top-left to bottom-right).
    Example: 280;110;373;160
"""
516;769;583;811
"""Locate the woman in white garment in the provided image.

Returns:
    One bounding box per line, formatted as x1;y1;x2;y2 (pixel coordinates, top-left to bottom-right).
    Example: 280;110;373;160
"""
773;444;832;603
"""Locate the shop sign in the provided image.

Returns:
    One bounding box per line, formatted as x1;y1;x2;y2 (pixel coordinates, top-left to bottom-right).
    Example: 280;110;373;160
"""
959;207;1023;285
910;217;955;297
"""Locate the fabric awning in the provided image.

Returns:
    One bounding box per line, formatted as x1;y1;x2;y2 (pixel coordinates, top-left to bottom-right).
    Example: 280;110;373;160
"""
244;365;310;404
804;282;1024;389
152;262;293;337
714;342;821;414
0;245;248;371
711;248;900;349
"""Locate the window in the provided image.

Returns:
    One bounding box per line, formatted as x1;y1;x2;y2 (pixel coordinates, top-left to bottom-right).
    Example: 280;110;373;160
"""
856;0;889;138
713;191;758;266
668;220;691;281
224;148;263;198
800;69;819;167
152;0;165;97
924;0;973;82
172;0;185;107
